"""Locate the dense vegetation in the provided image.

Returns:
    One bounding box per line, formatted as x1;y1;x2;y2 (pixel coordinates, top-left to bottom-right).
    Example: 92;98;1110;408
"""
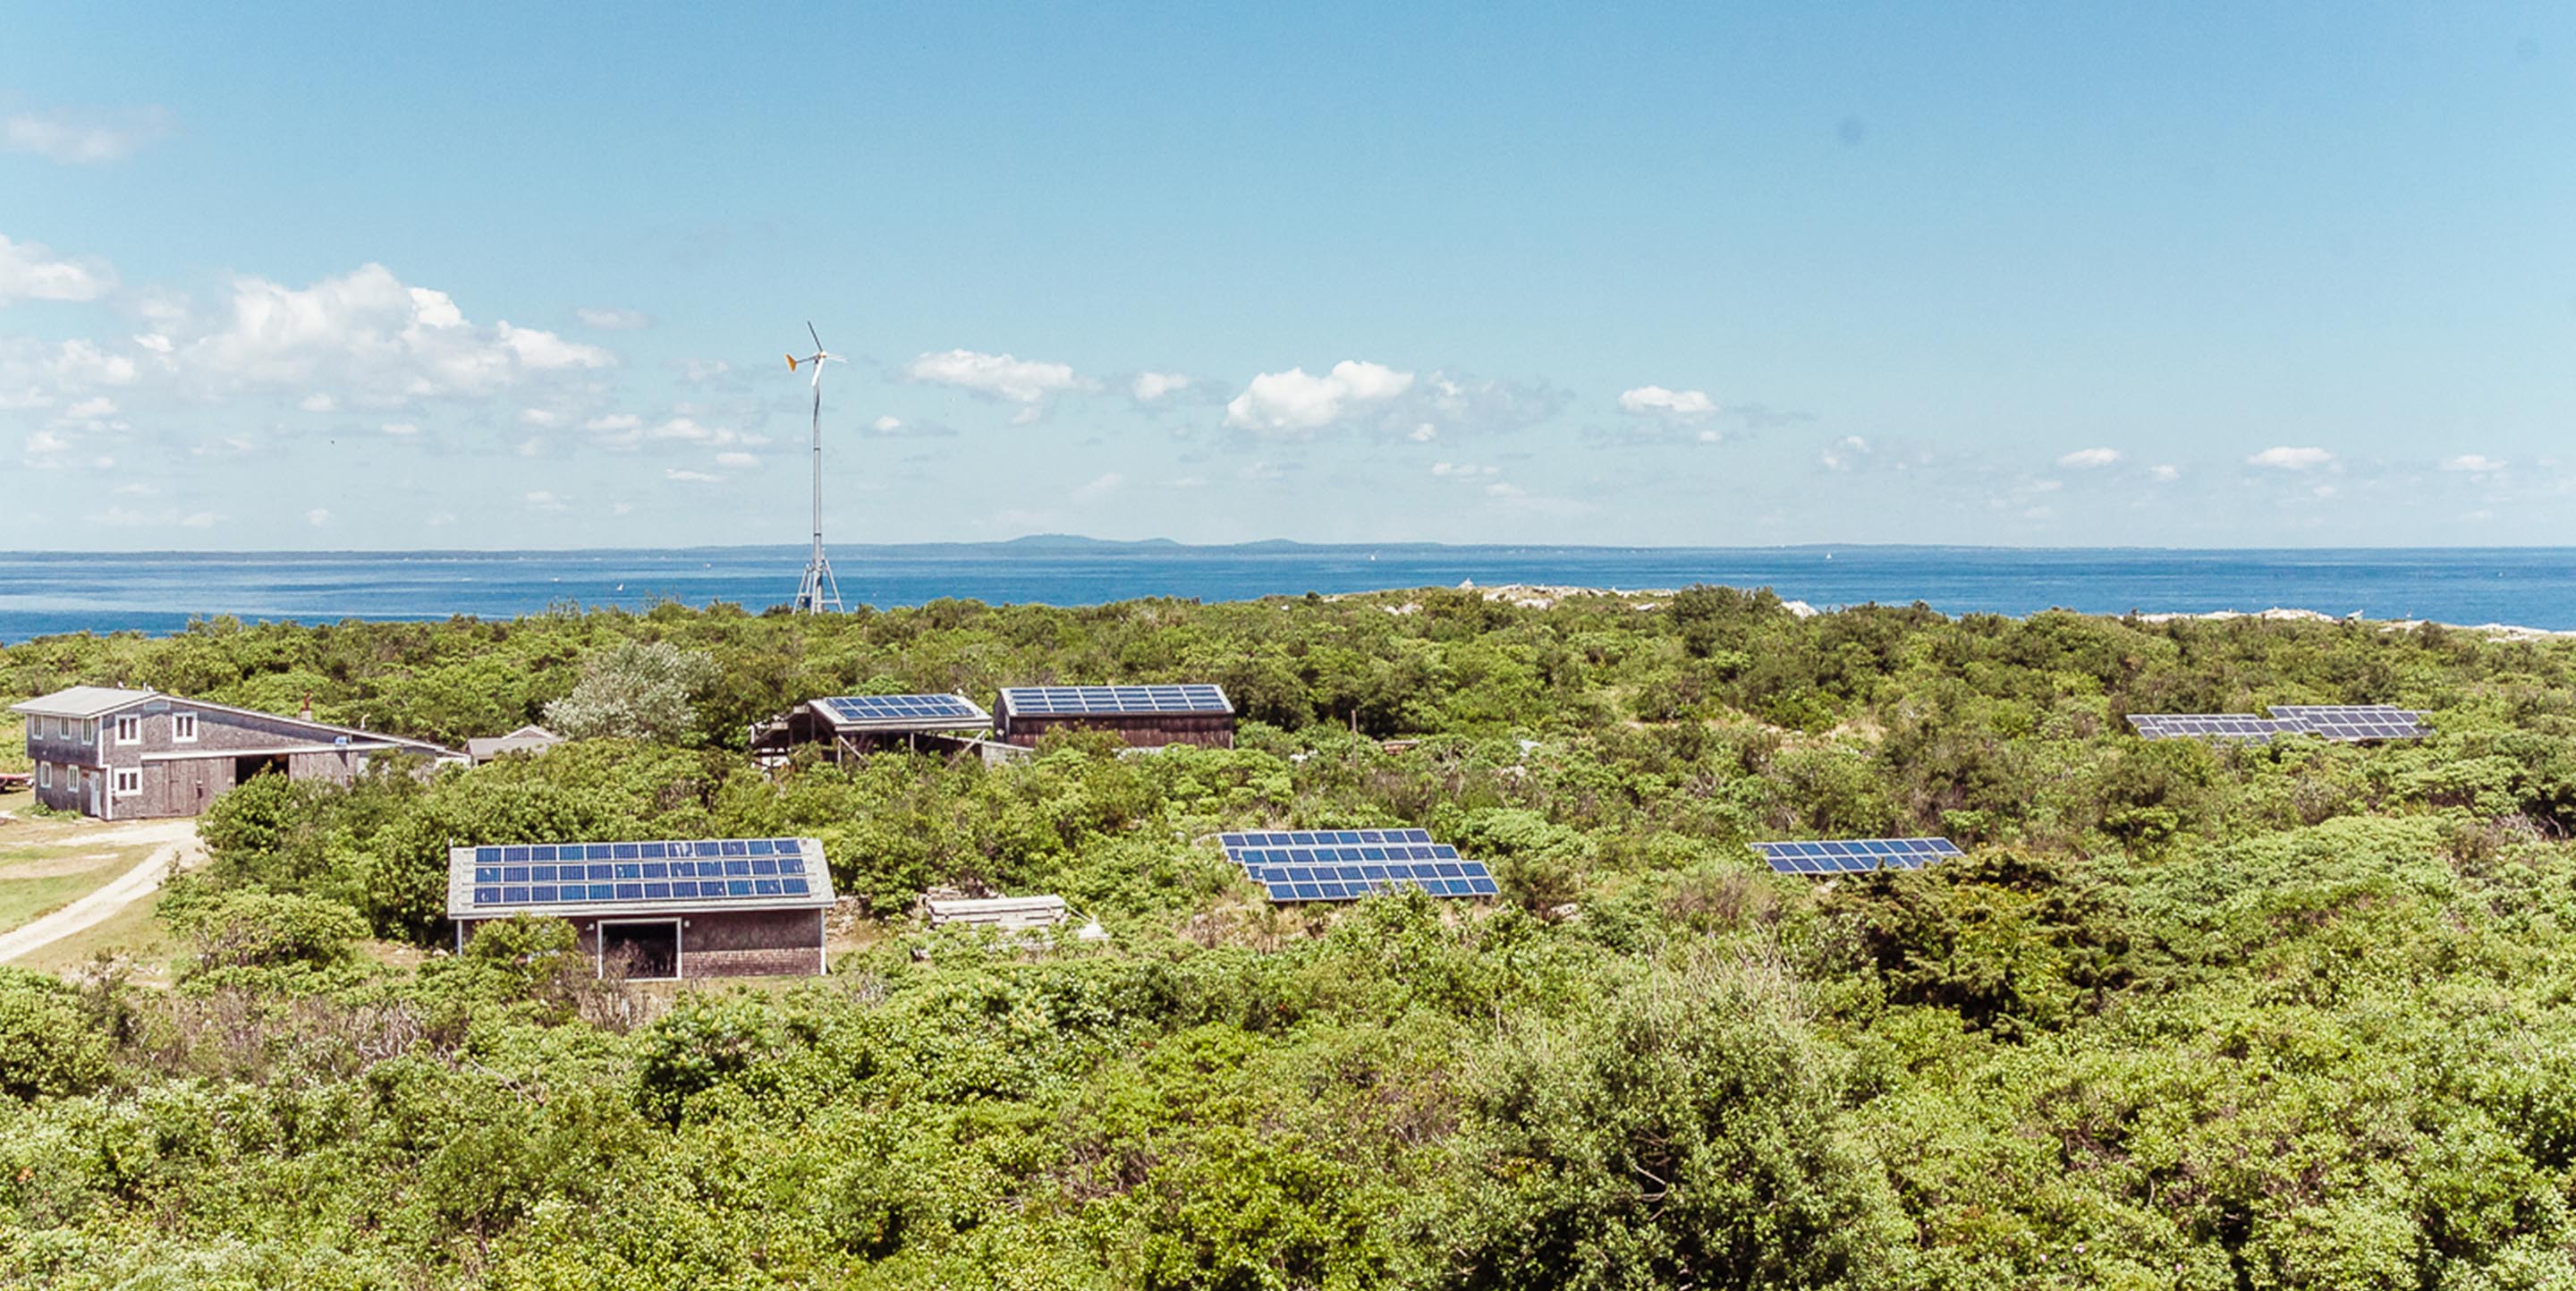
6;589;2576;1288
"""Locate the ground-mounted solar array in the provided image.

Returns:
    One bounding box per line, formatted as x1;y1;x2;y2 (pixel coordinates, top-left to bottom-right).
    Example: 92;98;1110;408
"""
2128;714;2296;743
1756;837;1965;875
818;693;989;726
1001;684;1233;716
451;837;832;915
2130;704;2429;743
1217;828;1500;902
2266;705;2434;740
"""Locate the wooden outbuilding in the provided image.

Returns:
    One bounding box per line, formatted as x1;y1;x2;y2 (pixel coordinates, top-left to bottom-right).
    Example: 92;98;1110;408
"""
447;836;837;980
11;686;464;820
992;684;1235;749
467;724;566;763
748;693;995;765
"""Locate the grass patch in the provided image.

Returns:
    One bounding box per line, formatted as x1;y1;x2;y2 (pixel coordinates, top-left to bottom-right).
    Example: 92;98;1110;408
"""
14;887;178;982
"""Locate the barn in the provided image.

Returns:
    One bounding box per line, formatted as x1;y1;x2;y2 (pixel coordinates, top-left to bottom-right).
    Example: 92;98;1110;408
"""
11;685;465;820
446;836;837;980
992;684;1235;749
748;693;994;764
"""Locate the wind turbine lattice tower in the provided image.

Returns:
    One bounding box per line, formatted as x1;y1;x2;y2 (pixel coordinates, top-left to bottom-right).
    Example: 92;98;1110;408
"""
786;320;843;614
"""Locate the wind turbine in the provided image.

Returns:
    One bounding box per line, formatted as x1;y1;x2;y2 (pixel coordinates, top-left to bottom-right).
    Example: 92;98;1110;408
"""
786;321;844;614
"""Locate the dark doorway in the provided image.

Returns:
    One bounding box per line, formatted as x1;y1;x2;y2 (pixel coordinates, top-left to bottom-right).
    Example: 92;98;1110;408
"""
233;752;290;784
601;921;680;980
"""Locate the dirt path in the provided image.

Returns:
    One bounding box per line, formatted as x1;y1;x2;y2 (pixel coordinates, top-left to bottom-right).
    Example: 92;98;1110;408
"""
0;820;204;964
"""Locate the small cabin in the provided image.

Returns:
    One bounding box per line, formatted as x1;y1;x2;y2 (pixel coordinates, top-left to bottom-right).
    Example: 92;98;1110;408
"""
467;724;566;763
992;684;1234;750
447;836;837;980
749;693;995;764
10;685;465;820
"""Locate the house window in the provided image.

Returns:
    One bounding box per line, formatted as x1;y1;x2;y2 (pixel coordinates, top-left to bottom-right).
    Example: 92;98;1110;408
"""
81;718;97;744
173;712;198;743
112;768;140;796
36;762;49;789
115;715;140;744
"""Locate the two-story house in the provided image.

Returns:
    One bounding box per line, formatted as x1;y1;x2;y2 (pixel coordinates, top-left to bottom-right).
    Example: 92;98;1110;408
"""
12;686;466;820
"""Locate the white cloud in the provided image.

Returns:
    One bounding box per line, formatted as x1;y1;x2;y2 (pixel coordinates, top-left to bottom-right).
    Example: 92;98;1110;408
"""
1070;471;1124;503
904;349;1088;412
298;392;338;413
1131;371;1192;402
524;490;567;511
665;469;722;483
380;421;418;437
1431;462;1500;477
2443;454;2506;473
715;451;758;469
183;264;612;403
520;408;563;428
425;512;457;528
0;233;117;303
2149;464;2180;483
575;307;652;330
1224;360;1413;435
113;482;156;497
873;415;903;432
2249;446;2333;471
1410;423;1437;442
2;106;172;165
52;339;136;386
596;414;750;450
306;507;332;527
1616;385;1718;420
1820;436;1871;471
64;395;116;419
2056;447;2123;470
102;506;219;529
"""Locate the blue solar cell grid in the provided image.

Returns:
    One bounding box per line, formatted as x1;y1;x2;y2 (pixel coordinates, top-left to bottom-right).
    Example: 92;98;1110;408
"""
2131;706;2428;743
464;837;820;911
1216;829;1498;902
2130;714;2287;743
820;694;986;725
1754;837;1965;876
1003;684;1231;717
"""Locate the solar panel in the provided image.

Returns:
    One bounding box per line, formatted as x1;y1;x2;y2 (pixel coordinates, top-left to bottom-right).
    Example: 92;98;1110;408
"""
2267;705;2431;741
2128;714;2290;743
2129;706;2430;743
449;837;835;916
818;693;989;727
1216;828;1498;902
1753;837;1964;876
1001;684;1232;717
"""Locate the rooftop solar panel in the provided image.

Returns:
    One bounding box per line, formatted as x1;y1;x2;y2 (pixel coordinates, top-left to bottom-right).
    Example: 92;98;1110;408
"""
1216;829;1496;902
1000;684;1233;717
1754;837;1964;876
446;837;835;918
818;693;990;728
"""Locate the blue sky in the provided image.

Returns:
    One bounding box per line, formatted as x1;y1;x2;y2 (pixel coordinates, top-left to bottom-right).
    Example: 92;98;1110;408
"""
4;3;2572;549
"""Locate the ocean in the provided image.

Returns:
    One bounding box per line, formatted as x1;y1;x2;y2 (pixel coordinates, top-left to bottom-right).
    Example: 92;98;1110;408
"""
1;542;2572;643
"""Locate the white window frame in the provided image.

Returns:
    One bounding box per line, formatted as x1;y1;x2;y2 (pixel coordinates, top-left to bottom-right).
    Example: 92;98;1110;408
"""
81;718;97;745
36;761;49;789
173;712;198;743
114;715;140;745
112;767;141;797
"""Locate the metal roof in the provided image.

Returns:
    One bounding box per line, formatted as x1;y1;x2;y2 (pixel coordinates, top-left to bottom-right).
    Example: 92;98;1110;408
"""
9;686;159;718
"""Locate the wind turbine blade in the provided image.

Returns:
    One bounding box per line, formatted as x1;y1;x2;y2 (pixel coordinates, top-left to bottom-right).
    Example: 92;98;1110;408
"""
808;321;824;352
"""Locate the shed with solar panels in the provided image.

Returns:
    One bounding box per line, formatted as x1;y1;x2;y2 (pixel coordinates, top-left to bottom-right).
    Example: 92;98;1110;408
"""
749;692;996;764
446;837;836;980
995;684;1235;750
